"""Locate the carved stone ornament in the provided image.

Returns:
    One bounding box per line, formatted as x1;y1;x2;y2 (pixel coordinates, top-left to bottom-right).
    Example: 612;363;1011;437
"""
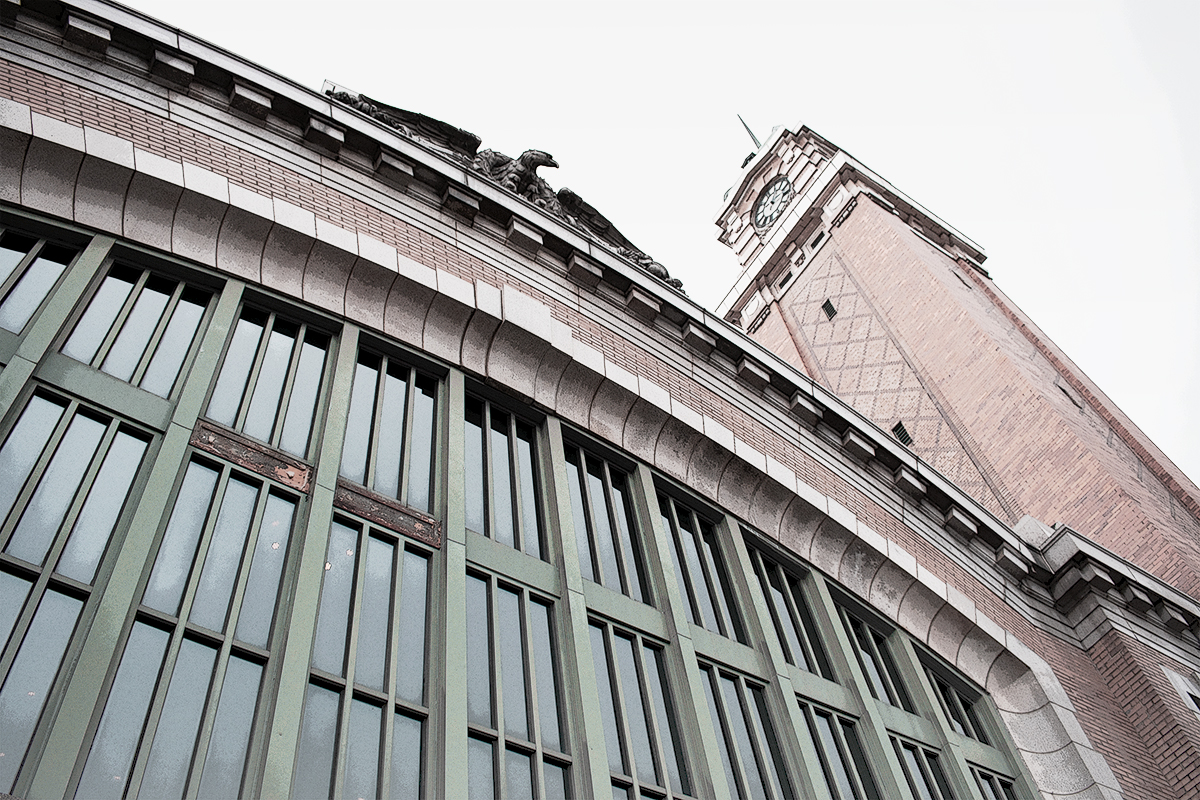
327;86;684;292
190;421;311;492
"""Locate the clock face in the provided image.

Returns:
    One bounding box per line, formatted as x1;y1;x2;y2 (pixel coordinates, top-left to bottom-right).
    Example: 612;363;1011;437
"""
753;175;794;230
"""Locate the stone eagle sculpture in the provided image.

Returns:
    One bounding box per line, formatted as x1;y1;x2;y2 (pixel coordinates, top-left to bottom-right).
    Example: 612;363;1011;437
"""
326;89;683;291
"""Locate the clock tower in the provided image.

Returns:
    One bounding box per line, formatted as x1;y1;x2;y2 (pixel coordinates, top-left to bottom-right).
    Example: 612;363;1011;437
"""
714;122;1200;598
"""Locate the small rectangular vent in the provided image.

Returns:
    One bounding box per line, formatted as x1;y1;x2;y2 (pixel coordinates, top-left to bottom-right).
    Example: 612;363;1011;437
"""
821;299;837;320
892;421;913;446
810;230;826;249
778;271;793;290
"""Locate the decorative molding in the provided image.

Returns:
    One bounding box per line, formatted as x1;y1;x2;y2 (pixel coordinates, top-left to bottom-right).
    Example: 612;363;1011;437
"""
333;479;442;548
189;421;311;492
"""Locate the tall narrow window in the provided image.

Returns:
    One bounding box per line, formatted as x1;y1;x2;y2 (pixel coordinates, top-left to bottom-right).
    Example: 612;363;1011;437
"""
71;457;300;799
0;230;77;334
699;663;793;800
465;573;569;799
205;307;330;458
659;495;744;643
840;609;913;712
62;263;212;399
589;620;689;799
892;739;957;800
748;545;830;677
464;396;544;559
795;701;881;800
339;348;439;514
564;444;647;602
0;394;149;794
972;767;1019;800
924;667;990;744
296;516;433;800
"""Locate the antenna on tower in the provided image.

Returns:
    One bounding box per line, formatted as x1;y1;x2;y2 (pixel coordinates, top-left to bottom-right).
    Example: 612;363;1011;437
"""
738;114;762;149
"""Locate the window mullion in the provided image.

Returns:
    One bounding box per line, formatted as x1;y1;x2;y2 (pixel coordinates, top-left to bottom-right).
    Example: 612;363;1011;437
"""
231;312;275;431
505;414;524;553
519;587;546;794
396;364;417;507
41;419;121;575
121;620;190;800
378;537;402;800
0;397;77;549
0;238;43;298
169;467;233;630
183;632;236;799
601;462;631;596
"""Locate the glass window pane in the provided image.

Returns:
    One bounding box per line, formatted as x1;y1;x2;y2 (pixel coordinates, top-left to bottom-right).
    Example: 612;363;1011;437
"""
279;333;327;457
766;568;806;670
530;601;562;752
56;431;147;584
505;748;534;800
644;646;687;795
467;737;494;800
589;625;626;774
355;537;394;692
841;720;879;800
0;589;84;792
543;761;569;800
815;712;857;800
242;324;295;442
515;423;540;559
390;712;422;800
610;474;644;602
341;357;380;485
497;587;529;740
62;270;136;364
748;686;791;800
372;363;407;498
588;460;622;591
295;684;338;800
0;248;70;332
566;450;594;582
0;395;66;521
465;575;492;727
700;668;739;800
234;493;295;648
6;412;106;566
188;478;259;632
489;413;515;548
678;514;720;632
900;744;936;800
100;280;171;382
0;233;34;285
614;634;657;786
464;399;486;535
720;676;768;800
207;313;265;427
312;521;358;676
196;656;261;800
702;529;740;641
344;700;382;800
143;462;220;615
75;623;170;800
0;572;33;651
139;289;208;398
395;550;428;704
407;375;436;514
141;639;219;800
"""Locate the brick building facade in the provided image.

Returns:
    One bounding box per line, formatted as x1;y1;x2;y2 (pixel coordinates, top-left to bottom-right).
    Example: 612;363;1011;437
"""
0;2;1197;798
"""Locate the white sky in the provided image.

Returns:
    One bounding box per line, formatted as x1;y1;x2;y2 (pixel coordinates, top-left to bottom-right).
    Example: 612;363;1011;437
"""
123;0;1200;486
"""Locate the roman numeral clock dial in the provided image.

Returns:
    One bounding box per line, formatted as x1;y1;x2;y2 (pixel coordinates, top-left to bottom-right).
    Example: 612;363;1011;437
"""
753;174;794;230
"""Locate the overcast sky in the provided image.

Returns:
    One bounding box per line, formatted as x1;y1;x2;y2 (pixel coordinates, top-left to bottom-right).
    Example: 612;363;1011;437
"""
123;0;1200;488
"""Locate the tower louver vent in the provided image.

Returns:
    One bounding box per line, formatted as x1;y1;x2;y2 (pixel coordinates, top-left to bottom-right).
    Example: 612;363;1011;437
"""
821;299;837;320
892;421;913;446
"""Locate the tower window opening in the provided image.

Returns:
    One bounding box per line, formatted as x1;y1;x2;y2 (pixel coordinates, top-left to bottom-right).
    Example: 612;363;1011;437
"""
778;271;793;290
821;299;837;320
809;230;826;250
892;421;913;446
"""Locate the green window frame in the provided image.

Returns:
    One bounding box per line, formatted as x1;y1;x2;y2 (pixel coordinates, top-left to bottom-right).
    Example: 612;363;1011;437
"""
794;701;881;800
0;228;79;339
747;544;830;677
698;662;794;800
295;514;435;800
658;494;744;643
839;608;914;712
891;737;957;800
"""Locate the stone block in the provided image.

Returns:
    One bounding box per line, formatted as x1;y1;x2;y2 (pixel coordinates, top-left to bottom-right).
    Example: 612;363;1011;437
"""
566;251;602;288
894;464;926;498
625;285;660;322
505;217;543;256
64;12;111;53
943;505;978;539
151;49;196;88
305;115;345;153
442;184;480;223
736;356;770;391
789;391;823;426
841;427;875;462
230;81;273;119
374;148;414;190
682;321;716;356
